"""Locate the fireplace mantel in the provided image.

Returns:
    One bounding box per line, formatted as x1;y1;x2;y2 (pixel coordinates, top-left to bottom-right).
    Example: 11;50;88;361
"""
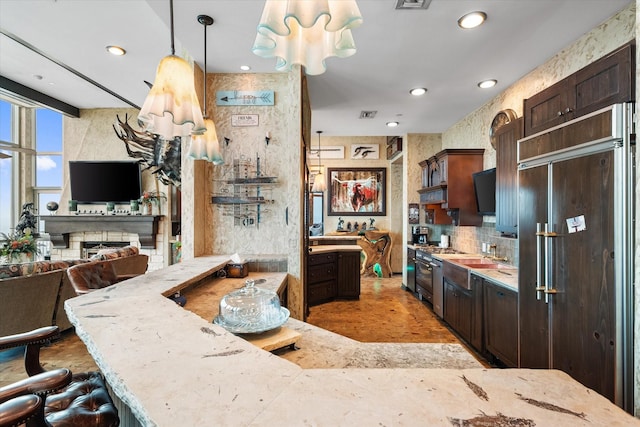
40;215;162;249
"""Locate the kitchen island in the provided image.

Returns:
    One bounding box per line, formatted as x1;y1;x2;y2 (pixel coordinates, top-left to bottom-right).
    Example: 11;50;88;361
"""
65;256;639;426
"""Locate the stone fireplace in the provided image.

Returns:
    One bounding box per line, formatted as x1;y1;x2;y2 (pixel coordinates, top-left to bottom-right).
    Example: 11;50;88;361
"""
42;215;167;271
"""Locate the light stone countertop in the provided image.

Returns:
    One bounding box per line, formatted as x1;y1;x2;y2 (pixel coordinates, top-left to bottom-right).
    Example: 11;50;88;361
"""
307;244;362;254
309;235;361;241
433;253;519;291
65;255;638;426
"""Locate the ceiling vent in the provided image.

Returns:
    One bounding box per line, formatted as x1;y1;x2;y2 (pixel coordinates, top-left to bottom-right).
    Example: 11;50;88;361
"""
359;110;378;119
395;0;432;10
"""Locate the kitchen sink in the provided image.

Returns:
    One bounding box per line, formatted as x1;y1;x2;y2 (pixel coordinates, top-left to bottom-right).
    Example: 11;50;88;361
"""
458;262;500;269
452;258;505;269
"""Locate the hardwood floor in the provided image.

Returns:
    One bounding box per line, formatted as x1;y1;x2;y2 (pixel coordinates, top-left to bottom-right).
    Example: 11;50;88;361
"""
0;328;98;387
0;274;477;387
307;275;461;343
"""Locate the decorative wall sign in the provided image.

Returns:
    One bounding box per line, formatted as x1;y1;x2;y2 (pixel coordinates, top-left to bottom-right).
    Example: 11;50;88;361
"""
328;168;386;216
231;114;259;127
307;145;345;160
350;144;379;160
216;90;274;106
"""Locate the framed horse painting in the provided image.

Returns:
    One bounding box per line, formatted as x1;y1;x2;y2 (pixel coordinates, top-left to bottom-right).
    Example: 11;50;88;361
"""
327;168;386;216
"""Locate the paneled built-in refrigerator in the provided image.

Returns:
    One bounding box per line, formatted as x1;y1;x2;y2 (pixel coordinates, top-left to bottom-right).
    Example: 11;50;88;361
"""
517;103;635;411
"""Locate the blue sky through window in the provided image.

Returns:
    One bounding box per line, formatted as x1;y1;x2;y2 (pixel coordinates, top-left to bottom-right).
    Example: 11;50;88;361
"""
0;101;11;143
36;109;63;188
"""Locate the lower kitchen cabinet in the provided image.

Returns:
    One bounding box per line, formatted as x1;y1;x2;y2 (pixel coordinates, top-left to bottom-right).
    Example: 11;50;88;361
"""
336;251;361;299
483;280;518;367
307;250;361;307
469;274;484;353
444;279;472;344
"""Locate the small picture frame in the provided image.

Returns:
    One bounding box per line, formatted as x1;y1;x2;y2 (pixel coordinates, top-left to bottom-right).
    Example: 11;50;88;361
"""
350;144;379;160
408;203;419;224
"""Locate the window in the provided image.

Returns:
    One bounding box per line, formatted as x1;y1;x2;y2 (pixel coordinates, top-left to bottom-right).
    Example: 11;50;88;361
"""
34;108;62;218
0;99;17;233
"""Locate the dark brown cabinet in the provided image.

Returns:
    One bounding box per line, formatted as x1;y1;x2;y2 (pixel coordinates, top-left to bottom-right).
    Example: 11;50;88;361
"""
307;250;361;306
483;280;518;367
444;278;472;343
336;251;361;299
307;252;337;306
418;149;484;226
495;117;522;236
524;42;634;137
469;274;484;353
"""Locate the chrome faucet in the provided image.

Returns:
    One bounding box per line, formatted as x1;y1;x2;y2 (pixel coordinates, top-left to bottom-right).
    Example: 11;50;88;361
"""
486;244;509;262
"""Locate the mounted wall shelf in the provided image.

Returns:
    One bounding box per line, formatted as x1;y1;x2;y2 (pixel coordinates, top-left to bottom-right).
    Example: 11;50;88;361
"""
211;156;278;227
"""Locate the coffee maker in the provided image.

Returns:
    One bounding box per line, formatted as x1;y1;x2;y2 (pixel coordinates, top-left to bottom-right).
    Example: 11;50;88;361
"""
412;226;429;244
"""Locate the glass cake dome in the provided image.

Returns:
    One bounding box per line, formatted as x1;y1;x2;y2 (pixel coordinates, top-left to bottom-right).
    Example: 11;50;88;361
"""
214;279;289;334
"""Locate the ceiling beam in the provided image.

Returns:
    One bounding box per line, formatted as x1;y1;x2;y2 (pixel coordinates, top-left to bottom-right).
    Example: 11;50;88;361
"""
0;75;79;117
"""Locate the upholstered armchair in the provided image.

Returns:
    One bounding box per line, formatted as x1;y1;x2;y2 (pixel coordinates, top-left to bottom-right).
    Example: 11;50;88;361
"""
0;326;119;427
66;260;134;295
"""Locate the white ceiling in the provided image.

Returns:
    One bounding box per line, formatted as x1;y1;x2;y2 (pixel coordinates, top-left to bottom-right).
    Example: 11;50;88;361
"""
0;0;632;136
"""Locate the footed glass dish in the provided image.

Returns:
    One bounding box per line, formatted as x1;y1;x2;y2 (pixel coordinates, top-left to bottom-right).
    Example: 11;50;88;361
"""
214;279;289;334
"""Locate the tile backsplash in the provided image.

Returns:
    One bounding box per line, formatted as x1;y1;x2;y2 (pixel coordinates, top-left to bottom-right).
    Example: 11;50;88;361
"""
430;221;518;267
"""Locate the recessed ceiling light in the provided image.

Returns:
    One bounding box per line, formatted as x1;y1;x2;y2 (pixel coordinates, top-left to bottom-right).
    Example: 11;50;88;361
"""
458;11;487;29
240;65;251;71
106;45;126;56
410;87;427;96
478;79;497;89
386;121;399;128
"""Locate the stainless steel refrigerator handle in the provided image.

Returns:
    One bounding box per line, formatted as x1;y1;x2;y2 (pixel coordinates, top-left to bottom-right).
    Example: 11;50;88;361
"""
535;223;546;300
544;223;559;303
544;222;552;304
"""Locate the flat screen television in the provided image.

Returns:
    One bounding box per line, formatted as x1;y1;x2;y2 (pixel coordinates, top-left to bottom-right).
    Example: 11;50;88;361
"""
472;167;496;215
69;161;142;203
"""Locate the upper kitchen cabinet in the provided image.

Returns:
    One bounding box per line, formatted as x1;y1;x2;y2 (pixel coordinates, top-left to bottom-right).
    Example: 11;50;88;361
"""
495;117;523;236
418;149;484;226
524;42;634;137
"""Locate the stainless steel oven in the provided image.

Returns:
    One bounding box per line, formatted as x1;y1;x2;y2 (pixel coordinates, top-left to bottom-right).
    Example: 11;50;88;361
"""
415;250;433;304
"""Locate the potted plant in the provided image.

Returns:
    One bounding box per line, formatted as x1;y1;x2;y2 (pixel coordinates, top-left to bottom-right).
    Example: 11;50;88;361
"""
139;191;167;215
0;230;39;263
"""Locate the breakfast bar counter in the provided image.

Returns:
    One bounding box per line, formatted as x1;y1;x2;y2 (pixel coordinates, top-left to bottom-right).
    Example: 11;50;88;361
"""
65;256;639;426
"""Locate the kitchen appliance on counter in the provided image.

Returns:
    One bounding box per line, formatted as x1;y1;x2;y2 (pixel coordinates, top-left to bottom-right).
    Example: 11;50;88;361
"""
518;103;635;409
412;226;429;245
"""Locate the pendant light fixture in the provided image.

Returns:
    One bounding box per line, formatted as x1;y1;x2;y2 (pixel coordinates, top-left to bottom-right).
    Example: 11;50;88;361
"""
187;14;224;164
252;0;363;76
138;0;206;140
311;131;326;192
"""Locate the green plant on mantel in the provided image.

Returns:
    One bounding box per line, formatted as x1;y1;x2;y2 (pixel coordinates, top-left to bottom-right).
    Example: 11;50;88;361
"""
139;190;167;207
0;230;39;262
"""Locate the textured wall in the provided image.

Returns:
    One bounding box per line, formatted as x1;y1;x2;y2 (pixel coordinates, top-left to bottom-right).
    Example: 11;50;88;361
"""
200;71;304;318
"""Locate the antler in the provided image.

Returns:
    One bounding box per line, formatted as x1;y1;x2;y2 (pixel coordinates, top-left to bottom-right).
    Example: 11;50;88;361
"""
113;114;182;188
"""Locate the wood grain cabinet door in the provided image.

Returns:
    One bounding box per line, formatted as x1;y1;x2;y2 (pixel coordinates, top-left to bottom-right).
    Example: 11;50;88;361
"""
495;118;522;236
572;42;634;118
483;281;518;367
336;251;361;299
